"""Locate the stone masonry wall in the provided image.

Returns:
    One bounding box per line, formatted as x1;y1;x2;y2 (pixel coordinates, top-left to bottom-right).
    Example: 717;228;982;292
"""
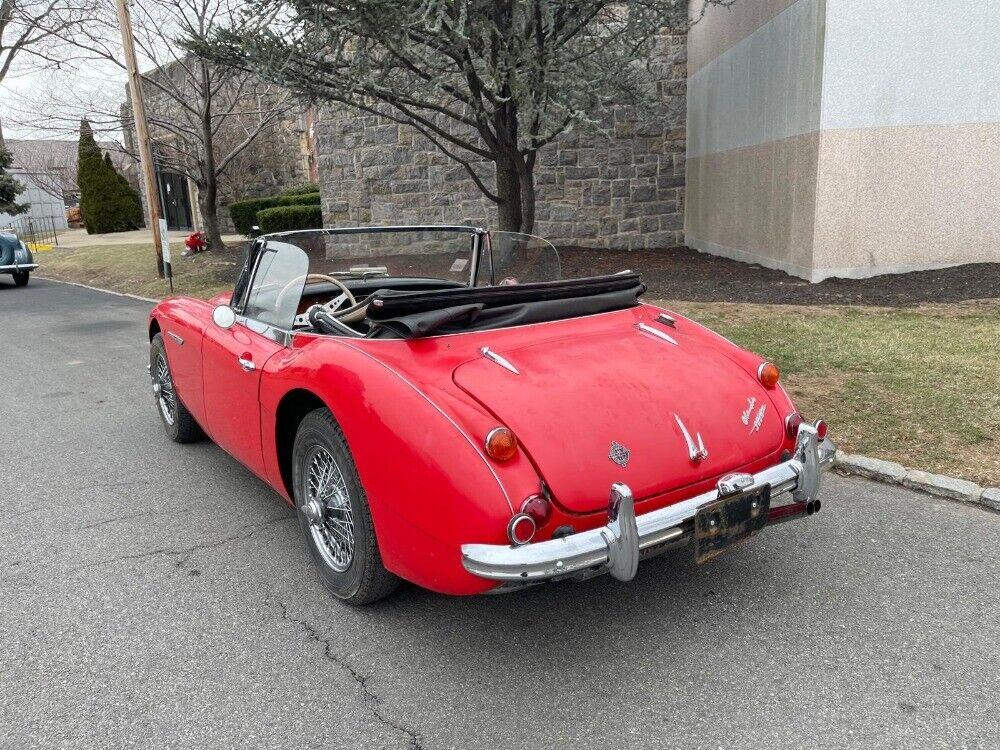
314;33;687;250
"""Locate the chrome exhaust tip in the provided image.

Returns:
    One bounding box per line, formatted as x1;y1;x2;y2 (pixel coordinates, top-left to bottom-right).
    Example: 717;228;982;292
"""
813;499;822;514
805;501;816;515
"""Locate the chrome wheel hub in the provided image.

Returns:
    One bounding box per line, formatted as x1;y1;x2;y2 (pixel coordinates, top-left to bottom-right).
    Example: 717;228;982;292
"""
153;354;176;426
304;446;355;573
301;498;325;527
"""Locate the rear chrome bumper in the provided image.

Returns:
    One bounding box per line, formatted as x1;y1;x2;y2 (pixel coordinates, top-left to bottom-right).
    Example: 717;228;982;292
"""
461;424;836;586
0;263;38;273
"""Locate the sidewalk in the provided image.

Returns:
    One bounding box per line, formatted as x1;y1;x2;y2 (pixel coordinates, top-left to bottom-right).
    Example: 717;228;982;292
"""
54;227;245;249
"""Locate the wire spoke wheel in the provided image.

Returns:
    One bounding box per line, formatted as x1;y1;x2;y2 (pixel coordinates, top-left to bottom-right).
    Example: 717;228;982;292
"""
304;446;355;572
154;353;177;426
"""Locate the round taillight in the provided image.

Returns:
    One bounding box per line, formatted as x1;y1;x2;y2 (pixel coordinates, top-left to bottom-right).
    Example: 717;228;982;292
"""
507;513;536;546
815;419;828;440
757;362;780;388
484;426;518;461
785;413;803;439
521;495;553;527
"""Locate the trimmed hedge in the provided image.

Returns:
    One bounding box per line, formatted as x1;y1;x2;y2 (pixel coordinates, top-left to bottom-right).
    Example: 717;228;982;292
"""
256;203;323;233
228;191;321;235
282;182;319;196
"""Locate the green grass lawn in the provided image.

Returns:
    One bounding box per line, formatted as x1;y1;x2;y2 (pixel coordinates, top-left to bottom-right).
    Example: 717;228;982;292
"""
37;242;241;300
36;242;998;487
661;300;1000;488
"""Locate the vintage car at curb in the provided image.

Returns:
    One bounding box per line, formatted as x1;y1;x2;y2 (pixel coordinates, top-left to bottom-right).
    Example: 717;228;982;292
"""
0;232;37;287
147;226;836;604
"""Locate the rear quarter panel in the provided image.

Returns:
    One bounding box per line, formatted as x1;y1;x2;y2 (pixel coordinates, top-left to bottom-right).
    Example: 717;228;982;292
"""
259;336;540;595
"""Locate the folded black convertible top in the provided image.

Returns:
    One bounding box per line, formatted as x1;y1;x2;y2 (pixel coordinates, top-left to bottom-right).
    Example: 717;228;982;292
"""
367;273;643;318
366;273;645;338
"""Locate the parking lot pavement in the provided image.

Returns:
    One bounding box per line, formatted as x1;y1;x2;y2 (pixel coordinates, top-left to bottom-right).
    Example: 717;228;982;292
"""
2;278;998;749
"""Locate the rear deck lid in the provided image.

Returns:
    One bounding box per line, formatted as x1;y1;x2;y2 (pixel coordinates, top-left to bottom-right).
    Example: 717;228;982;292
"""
453;327;785;513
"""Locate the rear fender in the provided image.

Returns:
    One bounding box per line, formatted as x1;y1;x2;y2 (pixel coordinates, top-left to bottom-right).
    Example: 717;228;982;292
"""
260;339;528;595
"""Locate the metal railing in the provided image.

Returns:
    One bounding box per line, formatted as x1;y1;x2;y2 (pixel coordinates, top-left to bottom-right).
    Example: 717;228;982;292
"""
4;216;60;250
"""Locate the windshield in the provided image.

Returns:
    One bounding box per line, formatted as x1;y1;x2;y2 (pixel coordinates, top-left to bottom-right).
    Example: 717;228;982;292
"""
239;226;632;338
263;227;482;285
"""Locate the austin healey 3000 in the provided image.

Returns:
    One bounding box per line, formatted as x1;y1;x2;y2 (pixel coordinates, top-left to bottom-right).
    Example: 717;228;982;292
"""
147;226;835;604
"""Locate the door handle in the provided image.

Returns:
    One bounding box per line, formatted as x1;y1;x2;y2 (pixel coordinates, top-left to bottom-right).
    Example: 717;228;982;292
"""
238;356;255;372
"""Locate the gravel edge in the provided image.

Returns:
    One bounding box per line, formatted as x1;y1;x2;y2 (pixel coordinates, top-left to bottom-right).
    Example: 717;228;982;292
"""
835;452;1000;513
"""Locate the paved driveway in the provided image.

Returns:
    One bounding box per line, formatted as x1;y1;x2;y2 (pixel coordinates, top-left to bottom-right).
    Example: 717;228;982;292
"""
2;278;998;749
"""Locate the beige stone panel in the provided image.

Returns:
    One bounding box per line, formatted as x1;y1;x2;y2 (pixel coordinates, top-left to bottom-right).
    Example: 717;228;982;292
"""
813;123;1000;276
688;0;803;75
685;132;819;274
786;131;820;270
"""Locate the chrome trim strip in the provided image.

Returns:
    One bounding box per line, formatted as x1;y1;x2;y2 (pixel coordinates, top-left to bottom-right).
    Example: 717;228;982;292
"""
480;346;519;374
461;425;836;583
656;313;677;327
167;331;185;346
674;414;708;462
637;322;678;345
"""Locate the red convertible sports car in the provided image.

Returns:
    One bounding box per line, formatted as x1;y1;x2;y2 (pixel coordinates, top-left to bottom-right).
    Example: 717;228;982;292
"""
148;226;835;604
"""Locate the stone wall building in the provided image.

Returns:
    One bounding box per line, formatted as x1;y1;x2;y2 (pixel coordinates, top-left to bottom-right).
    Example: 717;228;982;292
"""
314;33;689;250
314;1;1000;281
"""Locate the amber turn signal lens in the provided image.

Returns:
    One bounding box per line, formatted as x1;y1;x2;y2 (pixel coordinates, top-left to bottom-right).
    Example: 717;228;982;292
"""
757;362;780;388
485;427;518;461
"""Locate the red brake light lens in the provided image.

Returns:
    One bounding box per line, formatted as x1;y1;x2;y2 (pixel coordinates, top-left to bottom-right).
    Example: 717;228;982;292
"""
485;427;518;461
521;495;553;528
757;362;780;388
507;513;536;546
785;413;803;439
815;419;828;440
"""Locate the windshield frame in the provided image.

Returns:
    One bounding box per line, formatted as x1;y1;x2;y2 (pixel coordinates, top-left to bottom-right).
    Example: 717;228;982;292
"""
235;225;487;310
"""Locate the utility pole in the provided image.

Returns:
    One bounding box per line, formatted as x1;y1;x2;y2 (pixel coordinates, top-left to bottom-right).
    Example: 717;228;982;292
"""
114;0;164;278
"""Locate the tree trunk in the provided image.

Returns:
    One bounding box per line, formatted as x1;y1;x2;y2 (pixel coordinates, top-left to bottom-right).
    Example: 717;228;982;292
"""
197;179;226;252
494;157;522;234
517;158;536;237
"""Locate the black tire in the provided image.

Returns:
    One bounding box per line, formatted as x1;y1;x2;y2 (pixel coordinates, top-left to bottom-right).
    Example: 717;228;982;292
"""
12;271;29;287
292;408;399;605
149;333;204;443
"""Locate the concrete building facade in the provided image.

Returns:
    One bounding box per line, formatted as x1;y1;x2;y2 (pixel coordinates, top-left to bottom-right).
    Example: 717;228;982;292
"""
685;0;1000;281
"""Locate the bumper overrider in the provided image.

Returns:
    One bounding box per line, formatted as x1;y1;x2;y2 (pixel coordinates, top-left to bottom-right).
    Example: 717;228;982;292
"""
461;423;836;587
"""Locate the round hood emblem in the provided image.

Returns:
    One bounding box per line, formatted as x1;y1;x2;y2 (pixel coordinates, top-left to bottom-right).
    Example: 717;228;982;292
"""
609;441;631;467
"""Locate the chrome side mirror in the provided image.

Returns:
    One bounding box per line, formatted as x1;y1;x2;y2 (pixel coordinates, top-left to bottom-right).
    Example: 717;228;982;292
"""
212;304;236;329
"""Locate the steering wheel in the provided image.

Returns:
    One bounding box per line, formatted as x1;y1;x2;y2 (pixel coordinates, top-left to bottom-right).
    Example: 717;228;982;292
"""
276;273;356;313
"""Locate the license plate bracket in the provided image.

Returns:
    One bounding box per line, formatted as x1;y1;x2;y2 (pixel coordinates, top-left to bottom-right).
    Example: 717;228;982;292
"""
694;484;771;564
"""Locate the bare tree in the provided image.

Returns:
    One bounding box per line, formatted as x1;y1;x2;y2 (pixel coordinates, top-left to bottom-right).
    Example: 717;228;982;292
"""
0;0;96;86
196;0;736;235
52;0;294;250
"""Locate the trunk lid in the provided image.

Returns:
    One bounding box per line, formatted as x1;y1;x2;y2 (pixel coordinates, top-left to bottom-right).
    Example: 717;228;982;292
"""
453;327;785;513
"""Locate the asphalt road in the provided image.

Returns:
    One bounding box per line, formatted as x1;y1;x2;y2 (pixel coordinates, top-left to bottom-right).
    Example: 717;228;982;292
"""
2;276;998;750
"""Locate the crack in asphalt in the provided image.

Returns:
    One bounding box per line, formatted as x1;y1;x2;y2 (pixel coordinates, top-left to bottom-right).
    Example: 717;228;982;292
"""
66;514;295;572
273;599;423;750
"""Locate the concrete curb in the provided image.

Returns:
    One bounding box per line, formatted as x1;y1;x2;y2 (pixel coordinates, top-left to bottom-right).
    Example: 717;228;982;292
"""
835;451;1000;512
35;276;160;304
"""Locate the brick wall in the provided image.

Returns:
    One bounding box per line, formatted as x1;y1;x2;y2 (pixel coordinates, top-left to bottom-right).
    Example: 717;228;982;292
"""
314;33;687;249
